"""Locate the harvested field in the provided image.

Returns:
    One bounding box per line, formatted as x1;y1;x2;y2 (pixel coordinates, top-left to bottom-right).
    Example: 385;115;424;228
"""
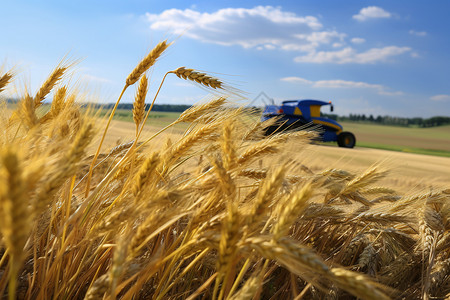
107;120;450;194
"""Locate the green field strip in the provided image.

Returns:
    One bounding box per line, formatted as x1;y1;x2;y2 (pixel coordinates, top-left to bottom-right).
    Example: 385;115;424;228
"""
355;141;450;158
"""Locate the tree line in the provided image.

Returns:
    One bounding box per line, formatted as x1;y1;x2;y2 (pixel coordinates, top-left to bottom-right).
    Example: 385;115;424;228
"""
91;103;192;112
4;98;192;113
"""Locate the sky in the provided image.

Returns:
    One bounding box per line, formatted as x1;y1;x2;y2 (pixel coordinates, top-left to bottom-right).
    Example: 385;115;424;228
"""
1;0;450;118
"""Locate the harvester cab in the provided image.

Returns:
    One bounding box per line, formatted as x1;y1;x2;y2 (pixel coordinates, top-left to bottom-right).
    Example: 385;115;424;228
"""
261;99;356;148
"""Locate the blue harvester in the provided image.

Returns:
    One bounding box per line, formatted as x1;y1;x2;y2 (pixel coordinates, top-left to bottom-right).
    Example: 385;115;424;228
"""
261;99;356;148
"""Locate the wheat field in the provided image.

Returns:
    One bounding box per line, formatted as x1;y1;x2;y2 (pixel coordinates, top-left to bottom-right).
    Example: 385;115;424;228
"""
0;41;449;300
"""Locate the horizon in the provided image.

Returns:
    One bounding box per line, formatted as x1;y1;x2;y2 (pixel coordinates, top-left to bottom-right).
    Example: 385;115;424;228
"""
1;1;450;118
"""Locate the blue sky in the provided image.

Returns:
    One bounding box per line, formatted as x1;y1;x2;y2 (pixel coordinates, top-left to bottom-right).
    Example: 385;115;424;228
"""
2;0;450;117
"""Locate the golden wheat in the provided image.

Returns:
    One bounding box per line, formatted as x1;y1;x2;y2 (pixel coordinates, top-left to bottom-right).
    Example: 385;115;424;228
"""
1;49;449;300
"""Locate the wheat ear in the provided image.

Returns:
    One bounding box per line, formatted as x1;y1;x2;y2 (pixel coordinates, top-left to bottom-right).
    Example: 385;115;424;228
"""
0;72;13;93
171;67;223;89
132;74;148;134
20;94;39;128
342;166;386;194
221;120;236;170
109;233;129;299
51;86;67;114
273;184;312;240
330;268;390;300
39;85;68;124
0;147;29;300
84;274;110;300
132;152;159;200
215;201;240;300
247;167;285;229
35;123;93;213
126;40;170;86
176;97;227;123
34;66;67;108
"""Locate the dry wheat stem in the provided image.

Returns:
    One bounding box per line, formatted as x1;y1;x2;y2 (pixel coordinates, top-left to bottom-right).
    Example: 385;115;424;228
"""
135;72;171;143
86;41;170;197
84;86;127;197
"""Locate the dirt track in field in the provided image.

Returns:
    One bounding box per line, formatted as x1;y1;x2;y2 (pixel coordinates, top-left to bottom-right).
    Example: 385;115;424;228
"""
104;120;450;193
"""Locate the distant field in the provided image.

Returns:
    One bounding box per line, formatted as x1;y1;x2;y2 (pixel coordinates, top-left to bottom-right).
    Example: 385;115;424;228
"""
10;101;447;157
99;109;450;157
105;119;450;194
339;121;450;157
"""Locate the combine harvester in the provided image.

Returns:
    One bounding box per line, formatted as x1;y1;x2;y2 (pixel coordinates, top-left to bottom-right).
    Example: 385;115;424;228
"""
261;99;356;148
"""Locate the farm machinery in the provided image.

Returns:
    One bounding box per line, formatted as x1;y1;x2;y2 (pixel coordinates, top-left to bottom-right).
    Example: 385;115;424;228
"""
261;99;356;148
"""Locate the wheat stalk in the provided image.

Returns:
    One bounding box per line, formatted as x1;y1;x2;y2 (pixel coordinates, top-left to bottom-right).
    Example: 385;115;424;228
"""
85;40;171;197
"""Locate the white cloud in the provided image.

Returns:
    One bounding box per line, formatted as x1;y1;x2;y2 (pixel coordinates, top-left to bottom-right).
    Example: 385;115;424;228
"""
430;94;450;102
81;74;111;83
351;37;365;44
332;42;344;48
146;6;411;65
353;6;392;21
313;79;385;89
144;6;356;53
294;46;411;64
409;30;427;37
281;76;402;96
280;77;313;84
